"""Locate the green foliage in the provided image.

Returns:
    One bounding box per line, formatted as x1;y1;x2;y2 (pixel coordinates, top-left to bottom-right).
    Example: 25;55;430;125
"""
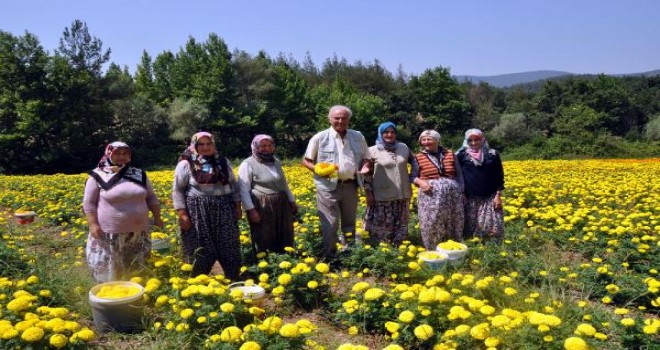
643;114;660;141
2;22;660;174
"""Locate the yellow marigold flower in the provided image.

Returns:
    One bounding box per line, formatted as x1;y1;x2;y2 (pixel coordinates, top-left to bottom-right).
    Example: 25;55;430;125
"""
454;324;470;335
383;345;404;350
180;308;194;319
307;280;319;289
49;333;68;348
278;273;292;285
398;310;415;323
491;315;510;328
258;273;269;282
26;275;39;284
414;324;434;341
197;316;207;324
470;323;490;340
220;326;242;342
614;308;628;315
220;303;235;313
364;288;386;301
574;323;596;336
279;261;292;269
315;263;330;274
75;328;95;342
280;323;301;338
620;318;635;327
437;240;466;250
400;291;416;300
249;306;265;316
563;336;589;350
7;297;32;312
385;321;400;333
258;261;268;268
605;284;620;294
314;162;338;177
342;299;359;314
272;285;285;296
260;316;283;334
418;289;436;303
348;326;358;335
240;341;262;350
484;336;501;347
480;305;496;315
296;319;316;334
504;287;517;296
352;281;370;293
180;263;193;272
21;327;44;342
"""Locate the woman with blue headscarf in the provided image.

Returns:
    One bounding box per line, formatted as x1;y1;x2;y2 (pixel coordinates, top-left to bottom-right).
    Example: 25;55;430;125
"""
361;122;414;245
456;129;505;240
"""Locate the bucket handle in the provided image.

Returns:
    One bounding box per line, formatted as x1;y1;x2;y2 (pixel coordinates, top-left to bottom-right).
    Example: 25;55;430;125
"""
228;282;245;289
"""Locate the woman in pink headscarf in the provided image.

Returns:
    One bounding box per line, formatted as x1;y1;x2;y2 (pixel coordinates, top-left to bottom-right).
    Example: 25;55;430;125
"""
173;132;242;280
83;141;163;282
238;134;297;254
456;129;505;240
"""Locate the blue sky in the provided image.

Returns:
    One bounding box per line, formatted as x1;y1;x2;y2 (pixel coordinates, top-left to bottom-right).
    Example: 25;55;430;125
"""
3;0;659;76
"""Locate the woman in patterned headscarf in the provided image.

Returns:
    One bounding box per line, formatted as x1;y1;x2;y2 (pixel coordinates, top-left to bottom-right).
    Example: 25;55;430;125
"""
411;130;464;250
456;128;505;240
362;122;414;245
83;141;163;282
172;132;242;280
238;134;297;255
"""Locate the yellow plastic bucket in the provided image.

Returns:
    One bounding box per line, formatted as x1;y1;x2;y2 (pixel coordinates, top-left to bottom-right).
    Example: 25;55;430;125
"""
88;281;145;333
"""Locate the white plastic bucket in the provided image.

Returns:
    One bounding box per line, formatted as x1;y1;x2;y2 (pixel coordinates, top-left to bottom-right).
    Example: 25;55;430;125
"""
418;251;449;270
151;239;171;254
229;282;266;306
89;281;145;333
436;242;468;261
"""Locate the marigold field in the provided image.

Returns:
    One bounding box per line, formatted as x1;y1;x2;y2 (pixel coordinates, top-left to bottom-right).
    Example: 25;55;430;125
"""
0;159;659;350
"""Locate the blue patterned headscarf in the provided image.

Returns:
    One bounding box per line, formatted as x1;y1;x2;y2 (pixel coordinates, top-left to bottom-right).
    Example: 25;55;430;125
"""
375;121;398;151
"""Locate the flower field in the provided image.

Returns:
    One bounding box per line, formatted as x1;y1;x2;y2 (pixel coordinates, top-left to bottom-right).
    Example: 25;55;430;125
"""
0;159;659;349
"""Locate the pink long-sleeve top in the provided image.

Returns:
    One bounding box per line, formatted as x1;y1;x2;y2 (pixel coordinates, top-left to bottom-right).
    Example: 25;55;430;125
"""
82;176;159;234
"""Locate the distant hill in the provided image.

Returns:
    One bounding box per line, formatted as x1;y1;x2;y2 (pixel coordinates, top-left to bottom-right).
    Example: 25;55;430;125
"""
454;69;660;88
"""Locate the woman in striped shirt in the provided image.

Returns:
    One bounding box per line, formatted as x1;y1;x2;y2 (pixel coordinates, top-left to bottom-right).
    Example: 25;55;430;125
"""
411;130;464;250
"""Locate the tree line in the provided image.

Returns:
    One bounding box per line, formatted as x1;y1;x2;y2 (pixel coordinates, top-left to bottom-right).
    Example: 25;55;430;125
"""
1;20;659;174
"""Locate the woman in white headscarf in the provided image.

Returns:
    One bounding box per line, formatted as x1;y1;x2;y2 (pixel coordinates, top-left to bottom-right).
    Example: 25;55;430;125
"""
83;141;163;282
456;128;505;240
411;130;464;250
173;132;242;280
238;134;297;254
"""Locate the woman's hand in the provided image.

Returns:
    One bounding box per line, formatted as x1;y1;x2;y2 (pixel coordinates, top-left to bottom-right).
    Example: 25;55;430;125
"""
234;205;243;221
365;191;375;207
89;223;104;239
178;211;192;231
247;209;261;224
417;179;432;193
493;193;502;210
153;216;164;229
